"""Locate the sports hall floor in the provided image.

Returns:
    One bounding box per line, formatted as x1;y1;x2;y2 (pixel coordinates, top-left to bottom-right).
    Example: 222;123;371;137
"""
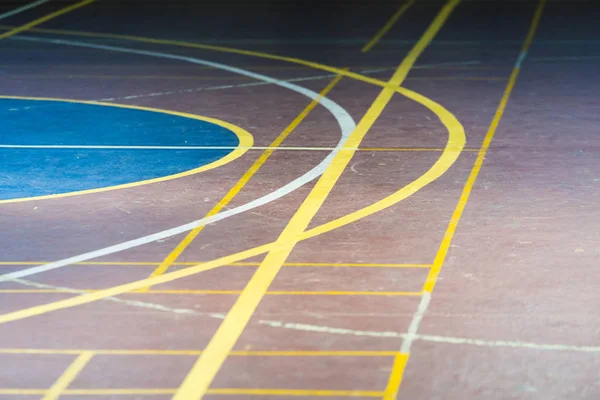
1;0;599;399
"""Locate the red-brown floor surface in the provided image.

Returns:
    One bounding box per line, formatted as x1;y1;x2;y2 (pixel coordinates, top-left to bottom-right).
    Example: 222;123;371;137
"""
1;0;599;399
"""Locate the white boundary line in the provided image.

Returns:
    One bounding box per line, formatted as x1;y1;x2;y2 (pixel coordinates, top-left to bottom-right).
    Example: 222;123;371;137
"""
0;35;356;283
0;0;52;21
12;279;600;354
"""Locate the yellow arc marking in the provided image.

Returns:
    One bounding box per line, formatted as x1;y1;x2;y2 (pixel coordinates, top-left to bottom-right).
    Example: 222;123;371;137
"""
0;96;253;204
140;74;344;291
362;0;417;52
172;2;461;399
42;352;94;400
0;74;465;327
0;87;464;327
0;0;95;41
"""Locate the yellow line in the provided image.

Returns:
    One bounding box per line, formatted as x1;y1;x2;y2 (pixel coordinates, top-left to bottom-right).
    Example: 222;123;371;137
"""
0;348;396;356
382;1;547;398
0;289;423;296
0;388;384;397
423;0;547;293
206;389;384;397
173;2;460;399
0;0;95;41
42;352;94;400
362;0;417;53
382;353;410;400
45;388;385;397
0;96;253;205
295;86;464;241
140;74;344;291
0;28;465;333
0;261;430;267
0;84;464;327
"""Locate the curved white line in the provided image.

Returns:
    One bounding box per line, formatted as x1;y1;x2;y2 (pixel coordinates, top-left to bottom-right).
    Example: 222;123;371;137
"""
0;35;356;282
0;0;52;21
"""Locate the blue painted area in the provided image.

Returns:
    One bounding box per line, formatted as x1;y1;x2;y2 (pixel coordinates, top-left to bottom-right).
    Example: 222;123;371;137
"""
0;99;240;200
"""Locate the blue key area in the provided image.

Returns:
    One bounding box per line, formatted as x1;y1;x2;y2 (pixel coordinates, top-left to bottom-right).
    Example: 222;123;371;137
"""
0;99;241;200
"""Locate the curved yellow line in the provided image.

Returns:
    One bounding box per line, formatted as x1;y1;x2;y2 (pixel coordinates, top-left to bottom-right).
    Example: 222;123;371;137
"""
0;96;254;204
300;86;465;240
0;87;465;327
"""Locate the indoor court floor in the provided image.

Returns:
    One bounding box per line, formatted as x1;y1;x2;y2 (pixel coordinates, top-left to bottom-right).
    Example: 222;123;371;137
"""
1;0;600;399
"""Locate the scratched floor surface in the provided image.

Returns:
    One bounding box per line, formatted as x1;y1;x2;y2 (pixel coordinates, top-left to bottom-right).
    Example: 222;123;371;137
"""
1;0;599;399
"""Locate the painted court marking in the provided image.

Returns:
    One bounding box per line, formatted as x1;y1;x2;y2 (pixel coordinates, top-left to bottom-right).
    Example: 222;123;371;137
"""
0;97;254;203
0;0;94;41
0;33;467;283
0;77;466;322
172;1;462;398
387;0;549;395
0;0;52;21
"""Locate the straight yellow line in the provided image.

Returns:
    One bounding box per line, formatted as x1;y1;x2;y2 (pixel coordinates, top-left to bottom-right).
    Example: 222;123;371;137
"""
206;389;384;397
172;2;461;399
0;348;397;356
0;0;95;40
0;88;463;326
381;1;547;399
41;352;94;400
361;0;417;52
59;388;385;397
0;14;464;333
382;353;410;400
0;388;384;397
140;73;345;291
0;289;424;296
0;261;431;267
423;0;547;293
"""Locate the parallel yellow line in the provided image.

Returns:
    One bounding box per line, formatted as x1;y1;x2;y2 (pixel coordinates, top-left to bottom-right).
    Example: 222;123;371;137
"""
384;0;548;397
361;0;417;52
0;348;397;356
0;12;465;337
0;261;431;268
172;2;461;399
0;289;423;296
424;0;547;293
41;352;94;400
0;388;384;397
0;0;95;41
139;74;344;291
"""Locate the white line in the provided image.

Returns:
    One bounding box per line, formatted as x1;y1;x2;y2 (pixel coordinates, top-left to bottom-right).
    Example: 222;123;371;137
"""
256;319;600;353
12;279;600;354
400;291;431;353
15;278;226;319
0;35;356;283
0;0;51;21
415;334;600;353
